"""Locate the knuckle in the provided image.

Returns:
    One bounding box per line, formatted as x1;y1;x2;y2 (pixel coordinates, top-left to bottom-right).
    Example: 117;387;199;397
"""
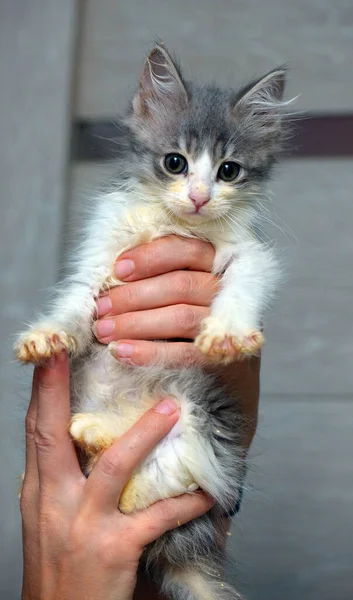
38;508;69;549
96;534;137;569
144;244;161;275
180;344;198;366
96;536;118;566
25;414;36;439
126;312;137;333
99;453;125;479
188;238;208;265
171;271;193;299
124;284;137;308
34;426;57;450
116;312;136;336
66;518;89;554
174;305;197;333
38;377;56;395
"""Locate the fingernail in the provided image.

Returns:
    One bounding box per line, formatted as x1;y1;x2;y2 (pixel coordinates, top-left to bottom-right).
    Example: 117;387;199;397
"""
94;319;115;338
96;295;112;317
109;342;134;358
155;398;179;415
115;259;135;280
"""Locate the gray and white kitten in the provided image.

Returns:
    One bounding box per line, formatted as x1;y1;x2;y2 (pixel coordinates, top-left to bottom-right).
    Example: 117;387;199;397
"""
16;44;289;599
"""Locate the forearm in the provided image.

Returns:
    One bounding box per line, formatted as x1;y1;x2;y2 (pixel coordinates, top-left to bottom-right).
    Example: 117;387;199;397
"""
212;355;260;450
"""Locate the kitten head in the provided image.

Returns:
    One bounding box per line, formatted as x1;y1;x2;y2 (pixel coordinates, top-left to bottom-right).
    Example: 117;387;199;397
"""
125;44;289;225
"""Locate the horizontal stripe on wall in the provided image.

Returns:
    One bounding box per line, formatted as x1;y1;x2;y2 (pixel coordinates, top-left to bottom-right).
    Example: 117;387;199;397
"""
72;114;353;161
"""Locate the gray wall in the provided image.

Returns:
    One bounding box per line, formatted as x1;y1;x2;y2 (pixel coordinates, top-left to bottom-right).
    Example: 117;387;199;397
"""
0;1;78;596
1;1;352;598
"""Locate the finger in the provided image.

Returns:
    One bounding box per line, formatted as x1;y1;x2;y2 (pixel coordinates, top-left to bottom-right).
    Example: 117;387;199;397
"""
83;398;180;513
23;367;40;486
35;352;81;486
114;236;215;282
96;270;218;318
133;492;215;546
94;305;210;344
109;340;205;367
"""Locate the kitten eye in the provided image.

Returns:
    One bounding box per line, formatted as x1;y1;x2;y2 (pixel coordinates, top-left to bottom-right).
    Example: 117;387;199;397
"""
164;153;188;175
217;161;242;182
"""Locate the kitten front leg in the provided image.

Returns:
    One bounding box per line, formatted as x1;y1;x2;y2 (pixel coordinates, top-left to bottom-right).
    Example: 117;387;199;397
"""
195;241;279;363
15;229;149;364
15;280;98;363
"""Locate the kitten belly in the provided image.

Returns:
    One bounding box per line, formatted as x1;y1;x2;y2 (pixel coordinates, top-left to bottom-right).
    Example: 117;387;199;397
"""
70;346;201;510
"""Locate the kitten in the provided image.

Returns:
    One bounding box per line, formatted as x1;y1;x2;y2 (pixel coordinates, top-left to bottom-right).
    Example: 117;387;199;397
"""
15;44;289;600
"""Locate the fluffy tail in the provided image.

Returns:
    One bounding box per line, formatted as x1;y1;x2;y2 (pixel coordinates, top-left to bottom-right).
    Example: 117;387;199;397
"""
160;563;243;600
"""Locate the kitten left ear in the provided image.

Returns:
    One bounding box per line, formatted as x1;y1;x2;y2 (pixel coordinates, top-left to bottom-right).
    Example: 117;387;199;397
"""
239;68;286;104
133;44;188;117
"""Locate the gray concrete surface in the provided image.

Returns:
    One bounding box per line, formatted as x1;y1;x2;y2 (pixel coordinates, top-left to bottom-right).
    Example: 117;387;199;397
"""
1;1;353;598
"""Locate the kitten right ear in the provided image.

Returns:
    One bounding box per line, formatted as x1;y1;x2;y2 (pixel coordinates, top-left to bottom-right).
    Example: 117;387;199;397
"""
133;44;188;117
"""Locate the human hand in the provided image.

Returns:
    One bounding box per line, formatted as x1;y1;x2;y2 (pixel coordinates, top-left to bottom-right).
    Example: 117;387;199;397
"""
94;236;217;366
20;353;214;600
94;236;260;448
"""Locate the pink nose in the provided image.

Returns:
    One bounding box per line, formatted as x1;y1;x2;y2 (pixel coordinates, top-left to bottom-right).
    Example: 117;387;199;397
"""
189;192;211;209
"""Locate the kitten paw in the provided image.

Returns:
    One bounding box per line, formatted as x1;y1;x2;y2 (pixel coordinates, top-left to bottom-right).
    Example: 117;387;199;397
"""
119;475;198;514
15;328;77;363
69;413;115;452
195;318;264;363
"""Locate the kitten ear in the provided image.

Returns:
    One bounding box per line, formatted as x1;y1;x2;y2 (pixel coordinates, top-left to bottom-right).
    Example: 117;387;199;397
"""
133;44;188;117
238;68;286;106
232;67;288;127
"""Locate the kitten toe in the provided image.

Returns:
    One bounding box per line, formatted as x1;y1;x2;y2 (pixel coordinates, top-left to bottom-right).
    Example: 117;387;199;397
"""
15;328;77;363
237;330;264;355
195;317;264;363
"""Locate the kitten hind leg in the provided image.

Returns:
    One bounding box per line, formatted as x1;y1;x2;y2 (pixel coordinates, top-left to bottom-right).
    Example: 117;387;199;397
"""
70;412;198;514
160;563;242;600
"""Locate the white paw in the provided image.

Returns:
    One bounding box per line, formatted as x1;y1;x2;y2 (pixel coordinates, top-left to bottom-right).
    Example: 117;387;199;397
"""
69;413;114;450
15;327;77;363
194;316;264;363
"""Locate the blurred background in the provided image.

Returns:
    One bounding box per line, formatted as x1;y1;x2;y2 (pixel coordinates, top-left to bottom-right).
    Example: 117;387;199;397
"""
1;1;352;598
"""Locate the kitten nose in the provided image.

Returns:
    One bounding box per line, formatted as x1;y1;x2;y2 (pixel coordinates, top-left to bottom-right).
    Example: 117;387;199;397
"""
189;191;211;209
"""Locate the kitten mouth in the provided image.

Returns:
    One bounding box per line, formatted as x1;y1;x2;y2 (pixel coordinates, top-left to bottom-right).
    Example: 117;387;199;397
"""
187;207;207;216
180;209;213;223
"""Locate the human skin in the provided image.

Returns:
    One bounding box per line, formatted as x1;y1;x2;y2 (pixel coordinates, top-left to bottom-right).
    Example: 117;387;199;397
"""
93;236;261;599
